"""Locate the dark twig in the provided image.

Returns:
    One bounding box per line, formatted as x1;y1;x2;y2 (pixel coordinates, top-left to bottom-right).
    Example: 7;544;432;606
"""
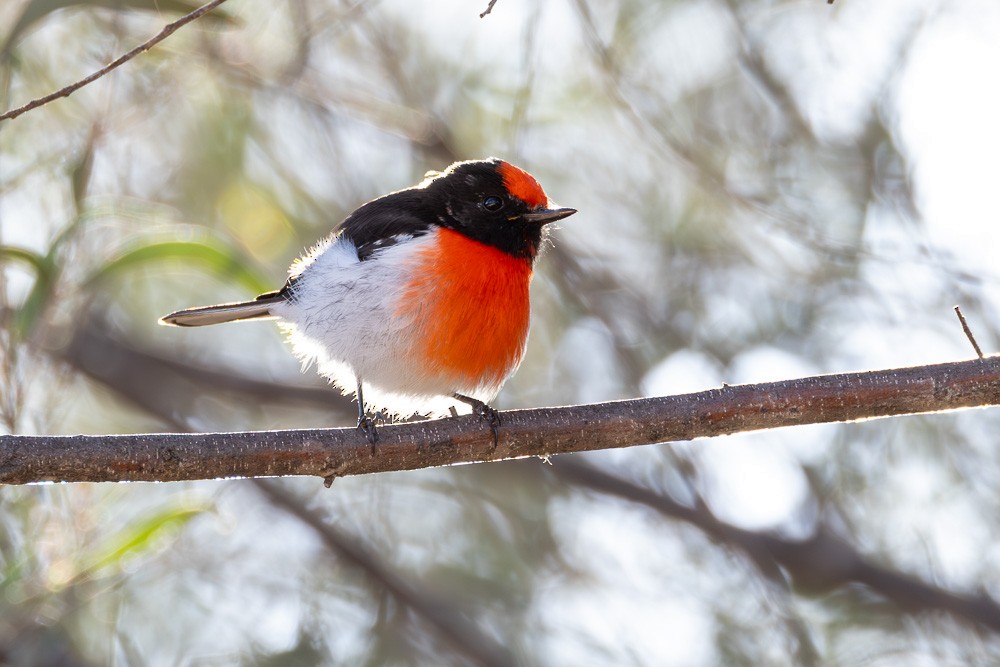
954;306;985;360
553;459;1000;633
0;0;230;122
480;0;500;18
62;321;355;420
253;481;515;667
5;356;1000;484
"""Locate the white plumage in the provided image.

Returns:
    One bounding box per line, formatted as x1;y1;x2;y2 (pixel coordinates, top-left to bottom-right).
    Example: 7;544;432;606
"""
275;232;492;417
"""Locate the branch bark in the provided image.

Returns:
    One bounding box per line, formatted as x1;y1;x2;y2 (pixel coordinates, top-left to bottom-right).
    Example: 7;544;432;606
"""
2;356;999;484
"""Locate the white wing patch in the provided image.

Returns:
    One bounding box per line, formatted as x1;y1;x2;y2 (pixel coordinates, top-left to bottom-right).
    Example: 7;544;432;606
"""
367;233;413;251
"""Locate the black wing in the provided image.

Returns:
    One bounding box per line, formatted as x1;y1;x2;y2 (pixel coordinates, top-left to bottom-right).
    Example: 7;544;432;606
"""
266;191;437;302
338;192;436;261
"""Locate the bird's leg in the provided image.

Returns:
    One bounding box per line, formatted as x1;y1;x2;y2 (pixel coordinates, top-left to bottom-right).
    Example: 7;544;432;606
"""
356;379;378;451
452;392;501;450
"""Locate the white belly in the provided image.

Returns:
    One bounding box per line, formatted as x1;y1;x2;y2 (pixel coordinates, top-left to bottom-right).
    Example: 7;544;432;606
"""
272;234;493;416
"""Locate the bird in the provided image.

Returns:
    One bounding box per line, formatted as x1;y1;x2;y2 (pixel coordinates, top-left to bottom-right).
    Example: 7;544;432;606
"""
160;158;576;443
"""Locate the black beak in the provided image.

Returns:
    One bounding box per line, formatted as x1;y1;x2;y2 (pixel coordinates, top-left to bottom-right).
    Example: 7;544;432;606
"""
522;207;577;225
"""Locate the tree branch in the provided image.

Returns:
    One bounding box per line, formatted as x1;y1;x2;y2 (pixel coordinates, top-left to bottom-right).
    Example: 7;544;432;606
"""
479;0;500;18
253;480;515;667
62;329;1000;636
2;356;1000;484
63;320;353;420
552;459;1000;633
0;0;230;123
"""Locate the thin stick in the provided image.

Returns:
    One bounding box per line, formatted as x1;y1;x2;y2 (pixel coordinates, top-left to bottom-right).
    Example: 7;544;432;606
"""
955;305;985;359
0;0;230;123
480;0;499;18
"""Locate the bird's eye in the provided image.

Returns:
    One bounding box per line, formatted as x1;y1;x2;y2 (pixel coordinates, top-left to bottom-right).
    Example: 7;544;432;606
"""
482;195;504;212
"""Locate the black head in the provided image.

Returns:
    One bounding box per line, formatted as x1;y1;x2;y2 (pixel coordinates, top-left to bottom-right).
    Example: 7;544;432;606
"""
335;158;575;263
420;158;576;261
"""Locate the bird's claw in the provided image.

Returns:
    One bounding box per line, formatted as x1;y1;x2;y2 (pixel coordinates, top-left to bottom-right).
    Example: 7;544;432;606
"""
473;402;501;451
451;393;502;451
357;414;379;453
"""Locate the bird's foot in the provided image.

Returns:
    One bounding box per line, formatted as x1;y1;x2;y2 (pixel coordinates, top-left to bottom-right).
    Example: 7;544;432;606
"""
453;394;501;451
357;412;383;453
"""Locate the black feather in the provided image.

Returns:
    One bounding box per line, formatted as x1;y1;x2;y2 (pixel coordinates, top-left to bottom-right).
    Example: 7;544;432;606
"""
333;159;544;262
339;195;435;260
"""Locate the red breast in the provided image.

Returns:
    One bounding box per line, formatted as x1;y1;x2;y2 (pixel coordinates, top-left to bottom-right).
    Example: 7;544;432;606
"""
396;227;532;390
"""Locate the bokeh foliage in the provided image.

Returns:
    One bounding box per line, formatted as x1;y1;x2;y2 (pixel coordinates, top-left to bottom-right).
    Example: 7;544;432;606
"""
2;0;1000;664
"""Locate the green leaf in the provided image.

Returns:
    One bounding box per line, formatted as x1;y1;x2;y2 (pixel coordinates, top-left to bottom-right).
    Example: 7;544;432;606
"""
0;245;47;273
81;505;207;574
0;245;55;338
88;239;273;295
71;127;97;209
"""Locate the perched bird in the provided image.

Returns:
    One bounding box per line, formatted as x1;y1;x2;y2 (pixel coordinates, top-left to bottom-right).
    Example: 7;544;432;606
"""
160;158;576;442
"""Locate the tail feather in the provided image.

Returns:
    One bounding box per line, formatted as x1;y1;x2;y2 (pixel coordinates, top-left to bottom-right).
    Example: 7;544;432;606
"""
159;294;284;327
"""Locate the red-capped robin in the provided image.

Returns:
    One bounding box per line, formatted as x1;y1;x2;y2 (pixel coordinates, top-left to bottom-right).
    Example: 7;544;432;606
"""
160;158;576;443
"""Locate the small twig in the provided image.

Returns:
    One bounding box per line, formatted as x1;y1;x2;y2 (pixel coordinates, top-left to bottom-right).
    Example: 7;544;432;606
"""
955;306;985;359
254;480;514;667
0;0;230;123
479;0;500;18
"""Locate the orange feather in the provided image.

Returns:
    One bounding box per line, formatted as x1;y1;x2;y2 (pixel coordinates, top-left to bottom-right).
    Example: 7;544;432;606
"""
397;228;532;391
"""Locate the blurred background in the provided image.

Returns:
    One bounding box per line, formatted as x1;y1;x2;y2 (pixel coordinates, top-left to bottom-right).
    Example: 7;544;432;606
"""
2;0;1000;664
